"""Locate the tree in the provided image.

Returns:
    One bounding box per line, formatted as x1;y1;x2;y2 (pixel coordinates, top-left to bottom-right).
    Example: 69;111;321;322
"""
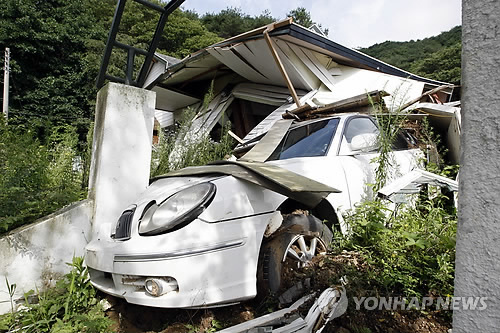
286;7;328;35
0;0;221;139
361;26;462;80
201;8;275;39
410;43;461;85
0;0;103;133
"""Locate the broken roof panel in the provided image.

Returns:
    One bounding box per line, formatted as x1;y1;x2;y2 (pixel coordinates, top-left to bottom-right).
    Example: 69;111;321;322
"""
273;39;319;90
207;46;270;83
286;43;337;91
232;82;305;106
152;86;200;111
232;39;289;86
378;169;458;203
149;21;450;91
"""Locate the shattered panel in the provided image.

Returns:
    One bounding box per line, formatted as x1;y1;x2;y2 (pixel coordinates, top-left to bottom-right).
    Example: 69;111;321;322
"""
156;160;340;208
274;39;320;90
287;43;337;91
378;169;458;203
207;46;270;83
233;39;288;86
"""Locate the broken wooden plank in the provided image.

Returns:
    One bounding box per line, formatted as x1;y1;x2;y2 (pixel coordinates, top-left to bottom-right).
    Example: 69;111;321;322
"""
263;28;302;107
282;90;388;119
400;85;455;111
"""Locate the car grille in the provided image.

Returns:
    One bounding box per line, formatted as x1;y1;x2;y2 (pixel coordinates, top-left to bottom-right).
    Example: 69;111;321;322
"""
114;208;135;240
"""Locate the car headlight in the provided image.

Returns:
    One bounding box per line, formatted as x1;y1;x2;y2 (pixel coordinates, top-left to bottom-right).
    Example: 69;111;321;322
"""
139;182;216;236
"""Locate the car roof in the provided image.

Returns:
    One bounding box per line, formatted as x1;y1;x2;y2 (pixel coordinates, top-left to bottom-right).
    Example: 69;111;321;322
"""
288;112;368;129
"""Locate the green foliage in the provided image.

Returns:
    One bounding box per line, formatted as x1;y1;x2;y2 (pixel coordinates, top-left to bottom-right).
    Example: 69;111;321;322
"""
5;277;16;315
0;257;112;333
287;7;329;35
370;94;408;192
201;7;274;39
151;108;235;177
361;26;461;84
341;197;457;298
0;0;220;131
410;43;461;85
0;121;85;234
0;0;102;127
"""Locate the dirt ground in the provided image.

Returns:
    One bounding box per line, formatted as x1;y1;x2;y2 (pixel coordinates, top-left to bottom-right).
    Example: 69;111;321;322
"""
103;251;452;333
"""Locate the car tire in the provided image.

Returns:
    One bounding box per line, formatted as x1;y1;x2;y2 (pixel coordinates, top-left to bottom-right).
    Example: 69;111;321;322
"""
257;213;333;294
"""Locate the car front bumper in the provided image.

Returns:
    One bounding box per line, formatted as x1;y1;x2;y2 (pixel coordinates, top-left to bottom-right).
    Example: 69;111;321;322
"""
85;213;272;308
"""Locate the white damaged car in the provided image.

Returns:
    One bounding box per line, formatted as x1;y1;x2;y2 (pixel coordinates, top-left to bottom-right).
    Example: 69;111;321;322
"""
85;113;421;308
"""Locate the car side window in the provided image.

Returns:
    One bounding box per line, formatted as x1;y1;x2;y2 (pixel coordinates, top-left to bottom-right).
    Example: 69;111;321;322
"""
339;117;379;154
344;117;378;142
268;118;340;160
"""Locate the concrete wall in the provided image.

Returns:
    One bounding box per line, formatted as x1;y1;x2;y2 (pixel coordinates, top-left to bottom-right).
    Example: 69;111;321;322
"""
453;0;500;331
0;200;92;314
88;82;156;239
0;82;156;315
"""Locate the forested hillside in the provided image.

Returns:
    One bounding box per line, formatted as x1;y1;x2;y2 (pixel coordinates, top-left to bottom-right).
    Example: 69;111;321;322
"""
361;26;461;84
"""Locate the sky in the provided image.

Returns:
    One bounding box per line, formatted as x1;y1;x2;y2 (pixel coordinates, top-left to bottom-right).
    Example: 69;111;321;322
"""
181;0;462;48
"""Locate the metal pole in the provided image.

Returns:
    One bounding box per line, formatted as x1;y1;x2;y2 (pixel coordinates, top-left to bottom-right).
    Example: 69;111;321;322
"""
3;47;10;122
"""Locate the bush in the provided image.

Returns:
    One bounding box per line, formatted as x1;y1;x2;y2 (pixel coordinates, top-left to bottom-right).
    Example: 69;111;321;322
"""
151;109;235;177
0;121;86;234
0;257;112;333
340;195;456;299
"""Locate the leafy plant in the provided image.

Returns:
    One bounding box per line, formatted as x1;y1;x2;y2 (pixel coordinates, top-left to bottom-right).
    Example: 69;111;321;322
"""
0;257;112;333
151;108;235;177
5;277;16;314
369;91;408;192
340;196;457;299
0;121;86;234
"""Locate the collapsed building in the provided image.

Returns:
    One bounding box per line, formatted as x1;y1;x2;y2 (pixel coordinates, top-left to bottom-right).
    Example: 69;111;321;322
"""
142;18;460;163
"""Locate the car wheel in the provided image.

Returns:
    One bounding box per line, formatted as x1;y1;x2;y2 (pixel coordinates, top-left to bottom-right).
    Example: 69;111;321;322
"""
257;213;333;294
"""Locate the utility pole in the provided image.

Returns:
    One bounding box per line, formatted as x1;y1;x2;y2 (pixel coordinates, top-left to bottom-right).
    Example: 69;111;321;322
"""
3;47;10;122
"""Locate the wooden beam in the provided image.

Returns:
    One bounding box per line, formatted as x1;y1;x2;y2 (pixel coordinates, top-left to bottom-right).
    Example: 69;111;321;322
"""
282;91;388;119
263;26;301;108
400;85;454;110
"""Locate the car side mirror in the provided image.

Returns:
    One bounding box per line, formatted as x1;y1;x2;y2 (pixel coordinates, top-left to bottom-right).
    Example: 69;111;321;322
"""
350;133;379;153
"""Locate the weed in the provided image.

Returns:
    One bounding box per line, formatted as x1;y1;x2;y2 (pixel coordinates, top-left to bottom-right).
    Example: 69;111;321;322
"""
5;277;16;315
339;196;456;300
0;257;112;333
151;108;235;177
0;121;86;234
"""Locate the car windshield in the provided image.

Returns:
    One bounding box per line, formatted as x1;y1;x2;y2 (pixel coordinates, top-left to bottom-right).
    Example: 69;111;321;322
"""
267;118;340;161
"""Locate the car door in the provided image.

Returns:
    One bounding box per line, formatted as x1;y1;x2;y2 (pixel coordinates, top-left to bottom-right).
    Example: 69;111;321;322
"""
338;115;422;207
337;116;380;206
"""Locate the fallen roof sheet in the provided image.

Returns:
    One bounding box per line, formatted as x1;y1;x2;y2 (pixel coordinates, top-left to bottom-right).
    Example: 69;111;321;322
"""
153;21;451;90
217;287;344;333
378;169;458;203
154;160;340;208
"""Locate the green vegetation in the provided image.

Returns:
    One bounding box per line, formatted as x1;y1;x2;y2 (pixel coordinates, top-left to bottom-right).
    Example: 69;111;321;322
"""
151;109;235;177
199;7;274;39
0;257;112;333
328;99;458;321
0;120;86;234
361;26;461;84
339;196;456;299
